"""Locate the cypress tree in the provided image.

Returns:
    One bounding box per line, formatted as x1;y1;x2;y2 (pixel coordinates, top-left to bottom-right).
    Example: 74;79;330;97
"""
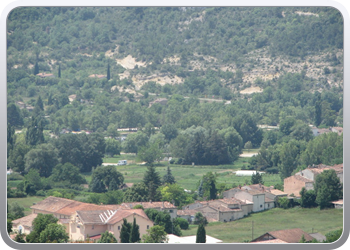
314;92;322;127
107;63;110;80
196;224;206;243
143;165;161;188
120;219;132;243
34;61;39;75
129;218;140;243
198;179;204;198
58;65;61;78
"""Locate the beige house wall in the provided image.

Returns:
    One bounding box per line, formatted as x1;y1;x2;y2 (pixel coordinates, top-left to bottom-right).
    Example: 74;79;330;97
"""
284;176;313;197
110;214;153;241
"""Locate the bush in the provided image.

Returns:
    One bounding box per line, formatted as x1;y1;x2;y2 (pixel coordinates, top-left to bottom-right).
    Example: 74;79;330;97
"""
174;217;189;230
36;190;46;196
276;197;294;209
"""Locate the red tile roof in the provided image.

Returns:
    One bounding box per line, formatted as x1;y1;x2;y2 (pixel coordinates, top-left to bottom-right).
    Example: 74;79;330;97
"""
12;213;38;228
121;201;176;209
268;228;314;243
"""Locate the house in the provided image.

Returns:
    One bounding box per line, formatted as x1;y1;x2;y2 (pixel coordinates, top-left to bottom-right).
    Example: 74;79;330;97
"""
12;196;154;241
180;198;252;222
223;184;285;212
70;209;153;241
284;164;343;197
121;201;177;219
11;214;38;235
251;228;315;243
330;199;343;209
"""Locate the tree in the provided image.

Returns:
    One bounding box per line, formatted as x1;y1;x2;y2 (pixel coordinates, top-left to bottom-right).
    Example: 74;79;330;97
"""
299;187;317;208
8;202;25;219
314;92;322;127
39;223;69;243
159;183;193;207
201;172;217;200
198;179;204;198
26;214;58;243
193;212;208;225
144;209;172;234
33;95;44;117
119;219;132;243
130;218;141;243
7;219;12;234
174;217;189;230
34;61;39;75
251;172;264;185
163;166;175;184
142;225;168;243
90;166;124;193
314;169;342;209
196;223;206;243
24;143;59;177
7;103;23;127
105;138;121;157
123;183;149;202
14;233;26;243
58;64;61;78
325;229;342;243
138;143;163;164
143;165;161;189
50;163;87;185
107;63;110;80
244;141;253;152
98;231;118;243
160;124;178;142
25;116;44;146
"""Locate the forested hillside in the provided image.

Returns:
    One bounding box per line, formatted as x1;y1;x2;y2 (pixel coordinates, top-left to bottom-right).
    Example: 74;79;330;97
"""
7;7;343;200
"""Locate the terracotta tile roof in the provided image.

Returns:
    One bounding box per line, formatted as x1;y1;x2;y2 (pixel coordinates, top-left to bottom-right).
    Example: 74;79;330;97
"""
265;197;274;203
269;189;288;196
291;175;313;183
217;198;246;205
30;196;120;216
77;209;151;225
177;209;198;216
331;199;343;205
30;196;76;213
11;214;37;228
251;239;288;243
107;209;151;225
268;228;314;243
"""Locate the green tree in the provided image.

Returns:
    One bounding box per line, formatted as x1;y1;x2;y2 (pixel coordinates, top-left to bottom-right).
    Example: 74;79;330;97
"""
138;142;163;164
160;183;193;207
8;202;25;219
107;63;110;80
24;143;59;177
25;116;44;146
23;169;43;195
163;166;176;184
325;229;342;243
7;219;13;234
123;183;149;202
251;172;264;185
26;214;58;243
130;218;141;243
14;233;26;243
193;212;208;225
98;231;118;243
299;187;317;208
7;103;23;127
160;124;178;142
90;166;124;193
50;163;87;185
244;141;253;152
174;217;189;230
119;218;132;243
196;223;206;243
314;92;322;127
39;223;69;243
34;61;39;75
142;225;168;243
105;138;121;157
58;64;61;78
314;169;342;209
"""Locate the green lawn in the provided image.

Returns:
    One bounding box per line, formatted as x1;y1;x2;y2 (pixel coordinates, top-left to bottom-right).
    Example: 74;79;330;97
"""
87;156;283;191
182;207;343;243
8;196;46;215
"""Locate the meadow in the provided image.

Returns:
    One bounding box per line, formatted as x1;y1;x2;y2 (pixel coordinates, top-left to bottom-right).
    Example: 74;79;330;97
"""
181;207;343;243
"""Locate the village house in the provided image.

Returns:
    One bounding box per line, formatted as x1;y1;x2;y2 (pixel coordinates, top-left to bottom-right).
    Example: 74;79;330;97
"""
251;228;315;243
223;184;287;212
70;209;153;241
120;201;178;219
179;198;253;223
88;74;107;79
12;196;154;241
284;164;343;197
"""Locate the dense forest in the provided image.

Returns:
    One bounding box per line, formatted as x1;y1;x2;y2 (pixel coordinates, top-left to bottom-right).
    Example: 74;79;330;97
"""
7;7;343;204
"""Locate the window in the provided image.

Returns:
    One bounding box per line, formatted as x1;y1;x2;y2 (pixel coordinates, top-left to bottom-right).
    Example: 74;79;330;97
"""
260;205;263;208
147;225;149;229
169;210;173;213
118;226;120;230
92;225;94;230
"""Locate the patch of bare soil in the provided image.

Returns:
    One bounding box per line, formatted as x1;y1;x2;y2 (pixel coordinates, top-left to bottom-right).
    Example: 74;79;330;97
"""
240;86;263;94
116;55;146;69
132;74;184;90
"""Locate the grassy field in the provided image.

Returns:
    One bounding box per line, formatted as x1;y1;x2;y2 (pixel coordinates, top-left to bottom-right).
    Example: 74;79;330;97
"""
181;207;343;243
8;196;46;215
97;156;283;191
